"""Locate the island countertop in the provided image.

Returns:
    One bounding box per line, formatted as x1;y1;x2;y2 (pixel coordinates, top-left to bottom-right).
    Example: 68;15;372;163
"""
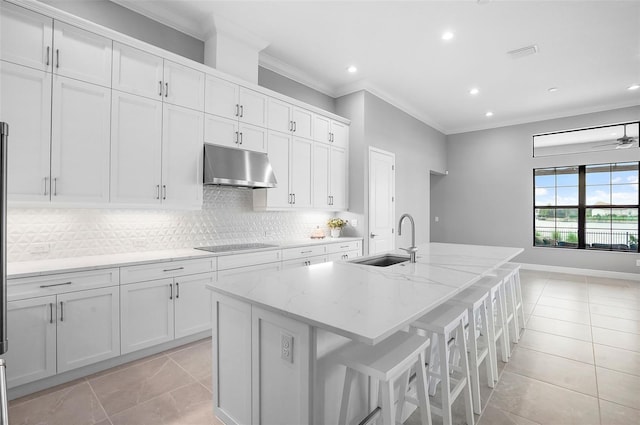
206;242;523;345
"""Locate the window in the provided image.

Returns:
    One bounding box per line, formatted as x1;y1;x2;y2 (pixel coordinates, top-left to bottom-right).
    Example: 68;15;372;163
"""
534;162;639;252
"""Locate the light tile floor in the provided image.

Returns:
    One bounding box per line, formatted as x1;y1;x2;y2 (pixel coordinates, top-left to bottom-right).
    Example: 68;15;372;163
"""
7;270;640;425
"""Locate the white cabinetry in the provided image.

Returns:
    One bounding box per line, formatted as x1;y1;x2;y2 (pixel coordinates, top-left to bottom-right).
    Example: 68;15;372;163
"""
0;2;52;71
112;42;164;100
314;115;349;148
267;98;313;139
325;240;362;262
163;59;205;110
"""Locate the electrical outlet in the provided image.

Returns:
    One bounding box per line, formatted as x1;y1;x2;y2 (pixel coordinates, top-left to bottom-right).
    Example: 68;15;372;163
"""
264;230;274;238
435;216;439;223
29;243;50;254
351;219;358;227
636;259;640;267
281;333;293;363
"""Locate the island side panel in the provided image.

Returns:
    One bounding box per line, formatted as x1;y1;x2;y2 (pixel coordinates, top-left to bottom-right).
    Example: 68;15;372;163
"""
212;292;252;425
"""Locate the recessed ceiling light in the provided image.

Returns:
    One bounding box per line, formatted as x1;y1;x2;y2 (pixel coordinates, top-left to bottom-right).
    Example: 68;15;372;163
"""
347;65;357;73
548;87;558;92
485;111;494;117
442;31;454;41
469;88;479;95
628;84;640;91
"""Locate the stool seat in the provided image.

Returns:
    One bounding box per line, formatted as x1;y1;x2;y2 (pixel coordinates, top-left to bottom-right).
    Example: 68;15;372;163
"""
413;302;468;335
451;285;491;308
336;331;431;382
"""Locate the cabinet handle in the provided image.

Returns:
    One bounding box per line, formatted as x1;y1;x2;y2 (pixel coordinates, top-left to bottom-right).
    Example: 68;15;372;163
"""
43;177;49;196
301;250;312;254
163;266;184;272
165;82;169;97
156;184;160;199
39;281;72;288
328;132;331;142
240;105;244;117
293;121;297;132
169;283;173;300
158;81;163;96
46;46;50;66
340;245;350;248
235;104;239;117
59;301;64;322
53;177;58;196
49;303;54;324
162;185;167;200
56;49;59;68
288;194;292;204
239;132;243;145
176;282;180;299
289;121;293;131
292;193;296;204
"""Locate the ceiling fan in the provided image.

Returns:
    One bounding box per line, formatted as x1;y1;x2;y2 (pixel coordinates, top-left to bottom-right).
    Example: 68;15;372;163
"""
594;126;639;150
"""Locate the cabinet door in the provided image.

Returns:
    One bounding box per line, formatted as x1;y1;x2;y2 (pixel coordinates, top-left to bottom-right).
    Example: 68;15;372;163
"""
205;75;239;119
1;62;52;202
163;60;205;111
290;137;313;209
312;143;330;208
57;286;120;373
121;278;174;354
111;91;163;206
0;2;52;71
112;42;164;100
331;120;349;148
264;131;291;208
204;114;238;149
267;98;291;134
161;104;204;209
239;87;267;127
313;115;331;143
238;123;267;153
292;107;313;140
5;296;57;388
330;146;348;210
53;21;112;87
51;76;111;204
174;273;214;339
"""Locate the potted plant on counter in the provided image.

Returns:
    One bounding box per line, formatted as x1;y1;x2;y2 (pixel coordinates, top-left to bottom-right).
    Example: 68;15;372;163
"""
327;218;348;238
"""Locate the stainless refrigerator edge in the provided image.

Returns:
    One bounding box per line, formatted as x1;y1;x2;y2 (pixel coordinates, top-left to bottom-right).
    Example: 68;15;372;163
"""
0;122;9;424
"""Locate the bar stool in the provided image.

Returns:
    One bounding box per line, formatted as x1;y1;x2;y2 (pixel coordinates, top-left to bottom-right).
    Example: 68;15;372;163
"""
336;331;432;425
474;276;511;365
411;303;475;425
499;263;526;340
449;285;497;414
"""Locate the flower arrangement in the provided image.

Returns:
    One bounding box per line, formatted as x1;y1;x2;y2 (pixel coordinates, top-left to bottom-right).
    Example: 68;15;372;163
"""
327;218;348;229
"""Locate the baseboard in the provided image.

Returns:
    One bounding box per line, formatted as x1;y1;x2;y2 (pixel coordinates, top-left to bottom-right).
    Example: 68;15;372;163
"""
518;262;640;282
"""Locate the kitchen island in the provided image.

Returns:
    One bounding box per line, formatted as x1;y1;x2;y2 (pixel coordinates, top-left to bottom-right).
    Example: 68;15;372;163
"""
206;242;523;425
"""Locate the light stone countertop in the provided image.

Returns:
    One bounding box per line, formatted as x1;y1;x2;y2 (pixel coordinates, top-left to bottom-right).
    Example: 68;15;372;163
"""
7;237;363;279
206;242;524;345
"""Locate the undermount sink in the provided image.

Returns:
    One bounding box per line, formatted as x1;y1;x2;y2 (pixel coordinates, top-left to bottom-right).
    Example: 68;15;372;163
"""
349;254;410;267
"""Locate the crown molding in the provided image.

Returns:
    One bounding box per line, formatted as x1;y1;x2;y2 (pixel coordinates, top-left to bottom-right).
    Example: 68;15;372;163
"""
258;54;337;97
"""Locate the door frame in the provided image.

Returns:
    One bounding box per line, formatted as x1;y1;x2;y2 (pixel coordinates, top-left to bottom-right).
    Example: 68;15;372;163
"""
367;146;396;255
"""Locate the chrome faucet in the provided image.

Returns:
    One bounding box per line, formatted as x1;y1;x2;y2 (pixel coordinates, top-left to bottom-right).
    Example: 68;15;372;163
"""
398;213;418;263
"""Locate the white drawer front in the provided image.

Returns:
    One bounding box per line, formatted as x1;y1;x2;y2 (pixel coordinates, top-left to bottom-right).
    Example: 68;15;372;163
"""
8;268;119;301
218;262;282;279
282;256;326;270
217;250;281;271
282;245;326;261
325;241;361;254
120;257;215;284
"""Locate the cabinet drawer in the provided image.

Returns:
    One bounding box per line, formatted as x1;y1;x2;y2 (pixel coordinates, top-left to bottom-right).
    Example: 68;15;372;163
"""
281;245;325;261
8;268;119;301
120;258;215;284
217;250;281;271
218;262;282;280
325;240;360;254
282;256;325;270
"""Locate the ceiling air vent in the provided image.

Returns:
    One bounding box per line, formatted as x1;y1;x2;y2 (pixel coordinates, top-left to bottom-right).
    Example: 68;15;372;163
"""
507;44;539;59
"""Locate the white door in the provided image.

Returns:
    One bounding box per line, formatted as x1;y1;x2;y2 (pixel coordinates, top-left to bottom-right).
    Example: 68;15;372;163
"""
312;142;330;208
264;131;291;208
5;296;57;388
174;273;214;338
112;42;164;100
313;115;331;143
120;278;174;354
239;87;267;127
163;60;205;111
330;146;347;210
161;103;203;208
56;286;120;373
204;114;239;149
369;147;395;254
267;98;292;134
1;62;52;202
291;107;313;140
52;21;112;87
110;91;163;206
204;75;238;119
238;123;267;153
0;2;53;71
51;76;111;204
331;121;349;148
290;137;313;208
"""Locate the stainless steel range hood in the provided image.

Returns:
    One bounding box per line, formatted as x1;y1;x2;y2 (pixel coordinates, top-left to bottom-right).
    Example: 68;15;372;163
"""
203;144;277;188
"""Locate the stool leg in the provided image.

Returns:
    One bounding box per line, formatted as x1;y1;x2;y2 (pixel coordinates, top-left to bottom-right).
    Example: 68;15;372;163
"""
506;276;520;344
380;379;395;425
455;320;475;425
438;332;453;425
396;369;410;424
480;299;496;388
416;351;433;425
514;270;526;331
496;286;511;361
428;333;440;396
338;367;356;425
485;296;499;383
467;308;482;414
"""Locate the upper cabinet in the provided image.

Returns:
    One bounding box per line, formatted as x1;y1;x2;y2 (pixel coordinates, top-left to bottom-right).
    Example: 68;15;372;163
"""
205;75;267;127
163;60;205;111
0;2;52;71
267;98;313;140
314;115;349;148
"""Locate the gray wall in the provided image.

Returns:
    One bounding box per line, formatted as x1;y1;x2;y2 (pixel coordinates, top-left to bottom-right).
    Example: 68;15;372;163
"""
40;0;205;63
258;67;336;113
431;105;640;275
337;91;447;254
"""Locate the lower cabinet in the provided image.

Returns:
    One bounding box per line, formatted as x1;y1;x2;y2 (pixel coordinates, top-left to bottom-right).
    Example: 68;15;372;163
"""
120;272;214;354
6;286;120;387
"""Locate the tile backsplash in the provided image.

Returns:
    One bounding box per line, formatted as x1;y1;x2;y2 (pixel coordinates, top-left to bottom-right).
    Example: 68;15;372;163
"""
7;187;334;262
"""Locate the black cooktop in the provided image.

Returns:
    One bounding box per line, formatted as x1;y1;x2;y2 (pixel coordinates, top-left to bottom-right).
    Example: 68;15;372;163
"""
195;243;279;253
